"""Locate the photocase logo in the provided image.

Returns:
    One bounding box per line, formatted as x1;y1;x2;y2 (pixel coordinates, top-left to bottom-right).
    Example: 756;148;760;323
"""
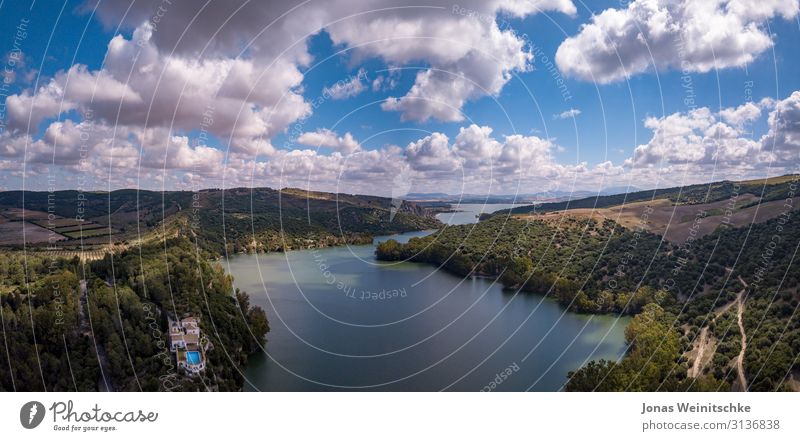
20;401;45;429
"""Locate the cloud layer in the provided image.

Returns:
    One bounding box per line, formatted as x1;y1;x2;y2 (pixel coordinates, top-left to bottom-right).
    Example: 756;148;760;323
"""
556;0;799;83
1;0;797;195
627;92;799;180
1;0;581;191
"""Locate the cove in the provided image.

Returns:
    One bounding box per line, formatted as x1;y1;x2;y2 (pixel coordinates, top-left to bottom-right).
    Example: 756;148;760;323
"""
230;204;630;391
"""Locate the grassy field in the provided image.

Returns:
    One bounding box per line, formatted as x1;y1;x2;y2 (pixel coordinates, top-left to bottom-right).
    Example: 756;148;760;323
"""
30;217;89;228
0;208;52;221
498;174;799;217
515;194;791;243
52;223;104;233
61;228;116;239
0;221;66;245
735;175;799;185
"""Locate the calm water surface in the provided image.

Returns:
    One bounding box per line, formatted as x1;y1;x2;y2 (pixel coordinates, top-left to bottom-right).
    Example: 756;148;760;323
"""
230;205;629;391
435;203;525;225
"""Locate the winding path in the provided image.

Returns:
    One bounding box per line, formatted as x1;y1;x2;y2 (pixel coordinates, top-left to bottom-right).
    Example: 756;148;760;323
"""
81;279;115;392
686;274;750;388
735;276;748;392
688;326;709;378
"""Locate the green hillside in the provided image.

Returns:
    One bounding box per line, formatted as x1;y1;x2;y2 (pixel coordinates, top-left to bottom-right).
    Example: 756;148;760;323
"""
377;177;799;391
491;175;799;216
0;187;442;253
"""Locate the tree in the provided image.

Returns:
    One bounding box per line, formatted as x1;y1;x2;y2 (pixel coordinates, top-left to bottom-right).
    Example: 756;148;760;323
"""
566;360;622;391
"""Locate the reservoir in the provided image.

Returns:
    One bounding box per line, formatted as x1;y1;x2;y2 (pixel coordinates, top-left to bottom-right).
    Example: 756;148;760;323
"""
231;205;629;391
435;203;524;225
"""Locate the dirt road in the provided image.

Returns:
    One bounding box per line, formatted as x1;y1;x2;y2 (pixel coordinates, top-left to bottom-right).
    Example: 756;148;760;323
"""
735;276;748;391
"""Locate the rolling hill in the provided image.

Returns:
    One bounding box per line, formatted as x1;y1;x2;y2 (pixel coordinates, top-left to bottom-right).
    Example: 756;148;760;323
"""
0;187;442;255
487;175;798;243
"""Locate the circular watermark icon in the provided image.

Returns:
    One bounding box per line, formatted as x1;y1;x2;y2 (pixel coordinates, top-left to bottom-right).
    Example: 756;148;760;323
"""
19;401;46;429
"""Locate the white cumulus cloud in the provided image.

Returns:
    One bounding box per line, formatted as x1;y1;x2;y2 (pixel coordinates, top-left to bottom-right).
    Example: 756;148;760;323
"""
297;129;361;154
555;108;581;119
556;0;799;83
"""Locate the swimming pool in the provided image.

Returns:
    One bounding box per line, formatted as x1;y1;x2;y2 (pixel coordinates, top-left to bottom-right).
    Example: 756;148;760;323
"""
186;351;202;365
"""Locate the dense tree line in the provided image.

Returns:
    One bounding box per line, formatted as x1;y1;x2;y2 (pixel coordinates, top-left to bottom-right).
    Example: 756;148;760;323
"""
0;255;98;391
376;216;672;314
565;304;727;391
191;189;441;254
0;238;268;391
377;203;800;391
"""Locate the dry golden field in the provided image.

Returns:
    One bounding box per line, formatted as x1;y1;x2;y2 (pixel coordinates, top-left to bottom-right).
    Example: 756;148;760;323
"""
516;193;791;243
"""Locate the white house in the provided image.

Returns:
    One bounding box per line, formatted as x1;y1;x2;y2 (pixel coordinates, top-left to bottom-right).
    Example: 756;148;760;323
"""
168;316;207;375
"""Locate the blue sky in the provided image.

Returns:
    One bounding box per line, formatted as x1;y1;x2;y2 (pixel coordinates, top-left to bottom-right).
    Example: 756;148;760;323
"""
1;0;799;195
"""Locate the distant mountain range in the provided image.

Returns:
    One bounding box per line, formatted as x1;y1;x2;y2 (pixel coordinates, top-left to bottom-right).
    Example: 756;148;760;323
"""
403;186;642;204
